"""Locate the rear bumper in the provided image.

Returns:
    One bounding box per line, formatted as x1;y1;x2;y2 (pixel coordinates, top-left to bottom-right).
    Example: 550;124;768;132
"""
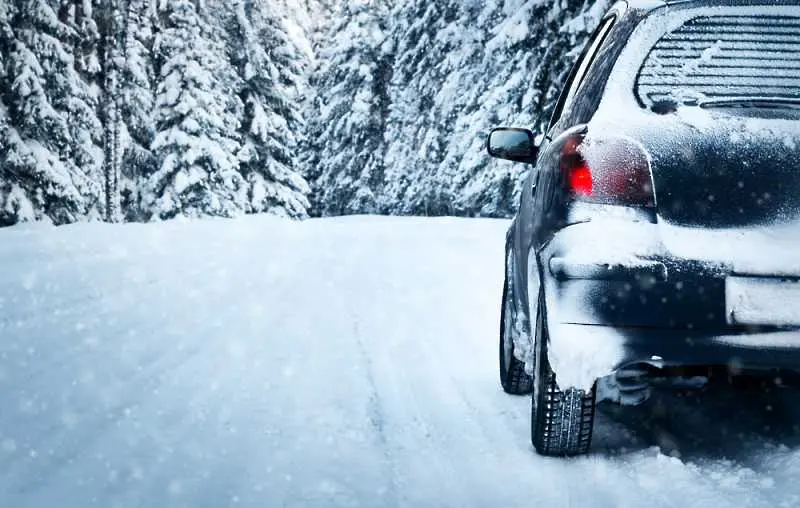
536;217;800;389
543;321;800;393
561;322;800;372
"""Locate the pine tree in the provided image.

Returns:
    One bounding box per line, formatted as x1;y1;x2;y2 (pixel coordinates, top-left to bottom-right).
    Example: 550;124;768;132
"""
59;0;104;217
306;0;393;216
228;0;310;219
0;1;32;226
117;0;156;221
96;0;126;222
0;0;103;226
382;0;460;216
145;0;246;220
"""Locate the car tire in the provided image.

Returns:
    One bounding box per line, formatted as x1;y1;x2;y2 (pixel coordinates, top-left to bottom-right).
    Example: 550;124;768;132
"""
530;291;595;456
500;271;533;395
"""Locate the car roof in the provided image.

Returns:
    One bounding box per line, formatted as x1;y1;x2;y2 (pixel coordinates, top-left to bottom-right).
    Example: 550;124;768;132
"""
625;0;800;13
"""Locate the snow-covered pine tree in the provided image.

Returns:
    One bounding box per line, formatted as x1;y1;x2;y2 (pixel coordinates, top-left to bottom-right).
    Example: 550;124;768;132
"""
59;0;105;216
419;0;542;218
272;0;332;52
381;0;461;216
145;0;246;220
306;0;393;216
0;0;103;226
0;1;27;226
69;0;102;78
227;0;311;219
117;0;156;221
96;0;127;222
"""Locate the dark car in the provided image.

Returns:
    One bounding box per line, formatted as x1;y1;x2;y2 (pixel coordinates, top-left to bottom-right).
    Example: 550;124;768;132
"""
489;0;800;456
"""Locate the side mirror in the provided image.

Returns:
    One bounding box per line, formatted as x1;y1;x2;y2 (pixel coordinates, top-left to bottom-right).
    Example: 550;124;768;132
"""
487;127;538;163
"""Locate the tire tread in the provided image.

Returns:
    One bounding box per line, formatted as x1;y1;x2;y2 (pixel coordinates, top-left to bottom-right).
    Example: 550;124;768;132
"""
530;293;595;456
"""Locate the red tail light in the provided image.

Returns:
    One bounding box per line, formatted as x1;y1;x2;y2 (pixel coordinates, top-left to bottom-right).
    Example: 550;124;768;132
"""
568;164;593;196
558;132;654;207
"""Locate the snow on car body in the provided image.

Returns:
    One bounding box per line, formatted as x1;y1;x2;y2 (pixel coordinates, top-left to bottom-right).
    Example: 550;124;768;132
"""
489;0;800;456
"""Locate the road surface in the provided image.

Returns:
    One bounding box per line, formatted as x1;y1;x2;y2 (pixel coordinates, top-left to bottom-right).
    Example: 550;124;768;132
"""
1;216;799;507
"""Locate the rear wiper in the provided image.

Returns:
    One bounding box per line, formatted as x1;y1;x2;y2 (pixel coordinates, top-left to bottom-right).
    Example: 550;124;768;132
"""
699;97;800;110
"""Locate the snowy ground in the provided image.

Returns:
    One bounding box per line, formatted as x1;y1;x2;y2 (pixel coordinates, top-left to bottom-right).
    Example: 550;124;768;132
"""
2;215;800;507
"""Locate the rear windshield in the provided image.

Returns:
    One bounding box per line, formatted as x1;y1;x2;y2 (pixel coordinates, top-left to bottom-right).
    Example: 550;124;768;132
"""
634;15;800;106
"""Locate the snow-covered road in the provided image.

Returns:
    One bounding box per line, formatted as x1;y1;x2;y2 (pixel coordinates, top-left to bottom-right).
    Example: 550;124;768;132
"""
2;216;800;507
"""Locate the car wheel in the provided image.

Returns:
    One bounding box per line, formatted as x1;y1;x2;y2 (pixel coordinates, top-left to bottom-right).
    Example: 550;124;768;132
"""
500;270;533;395
530;291;595;456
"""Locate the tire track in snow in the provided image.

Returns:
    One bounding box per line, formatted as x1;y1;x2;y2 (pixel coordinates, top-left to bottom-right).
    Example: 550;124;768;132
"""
339;245;479;507
350;316;399;508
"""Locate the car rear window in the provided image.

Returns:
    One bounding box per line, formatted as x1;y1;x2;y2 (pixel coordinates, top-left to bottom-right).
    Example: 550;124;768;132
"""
635;15;800;106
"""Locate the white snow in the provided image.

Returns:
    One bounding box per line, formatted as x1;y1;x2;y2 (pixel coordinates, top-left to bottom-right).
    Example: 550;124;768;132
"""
547;322;626;392
726;277;800;327
549;217;663;273
659;220;800;277
2;216;800;507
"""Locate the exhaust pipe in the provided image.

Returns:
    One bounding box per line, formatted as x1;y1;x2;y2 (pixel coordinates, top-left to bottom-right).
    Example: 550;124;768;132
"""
596;361;710;406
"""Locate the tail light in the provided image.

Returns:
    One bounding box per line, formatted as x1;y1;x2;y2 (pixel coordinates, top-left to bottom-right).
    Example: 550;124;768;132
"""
557;130;654;208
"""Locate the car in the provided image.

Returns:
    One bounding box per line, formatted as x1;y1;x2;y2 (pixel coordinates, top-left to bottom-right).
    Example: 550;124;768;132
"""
488;0;800;456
